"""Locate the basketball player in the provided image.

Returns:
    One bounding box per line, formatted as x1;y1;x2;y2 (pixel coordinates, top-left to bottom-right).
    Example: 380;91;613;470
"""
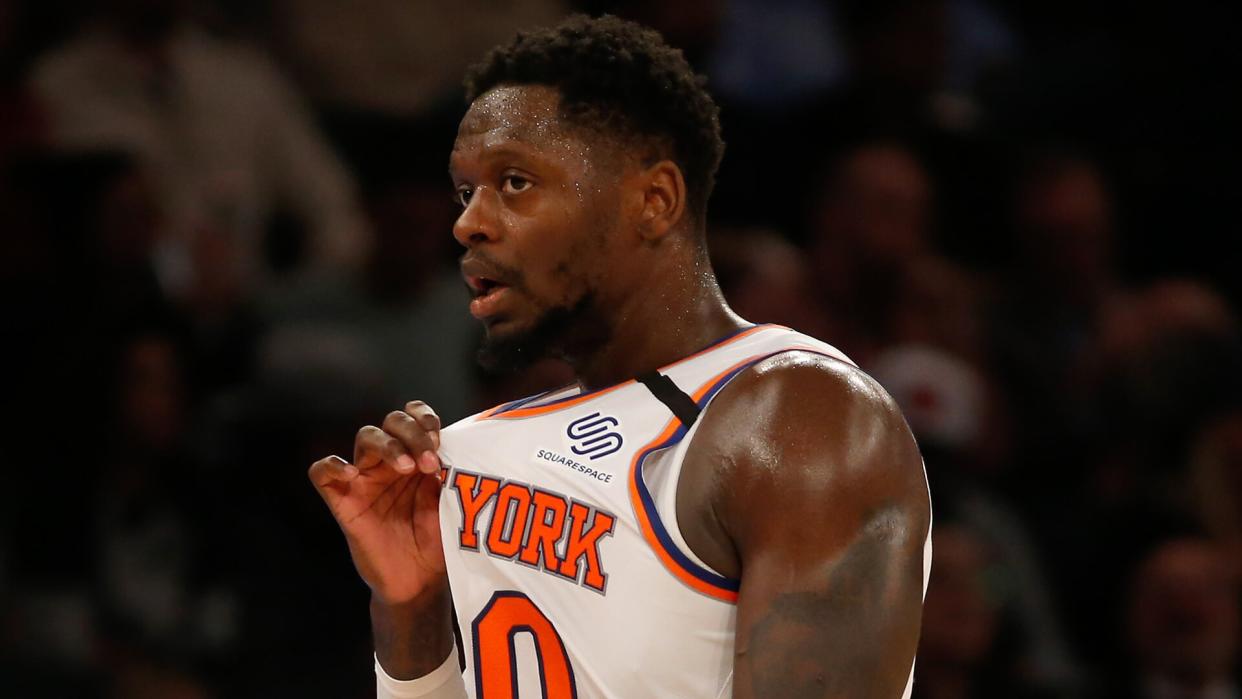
309;15;931;698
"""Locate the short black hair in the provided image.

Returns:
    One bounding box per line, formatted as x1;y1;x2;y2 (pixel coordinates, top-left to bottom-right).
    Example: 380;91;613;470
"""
464;14;725;224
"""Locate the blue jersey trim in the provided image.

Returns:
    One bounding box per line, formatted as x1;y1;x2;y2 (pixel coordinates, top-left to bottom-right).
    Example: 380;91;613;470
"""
631;346;843;596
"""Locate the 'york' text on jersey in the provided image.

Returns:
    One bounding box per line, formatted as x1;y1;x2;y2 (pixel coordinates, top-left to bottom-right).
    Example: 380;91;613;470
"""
450;469;616;594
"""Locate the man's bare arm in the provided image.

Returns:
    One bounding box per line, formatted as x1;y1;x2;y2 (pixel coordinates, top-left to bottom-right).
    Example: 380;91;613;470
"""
739;503;923;697
309;402;459;683
687;353;931;698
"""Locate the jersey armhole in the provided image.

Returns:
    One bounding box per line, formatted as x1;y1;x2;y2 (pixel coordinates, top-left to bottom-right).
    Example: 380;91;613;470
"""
631;345;857;603
657;414;733;577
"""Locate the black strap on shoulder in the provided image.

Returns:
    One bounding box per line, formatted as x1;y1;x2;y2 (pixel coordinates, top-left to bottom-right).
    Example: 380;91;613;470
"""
637;371;701;427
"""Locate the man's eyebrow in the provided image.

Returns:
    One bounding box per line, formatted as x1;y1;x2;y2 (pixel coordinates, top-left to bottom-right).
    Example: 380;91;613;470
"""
449;140;546;178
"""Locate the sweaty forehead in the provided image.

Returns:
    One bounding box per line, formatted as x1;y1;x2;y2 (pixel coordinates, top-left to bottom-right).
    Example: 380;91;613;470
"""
455;85;577;151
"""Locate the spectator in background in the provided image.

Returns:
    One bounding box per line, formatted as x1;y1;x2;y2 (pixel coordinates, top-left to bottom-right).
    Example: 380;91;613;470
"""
1081;279;1242;535
831;0;1013;132
914;524;1049;698
23;152;170;338
869;256;999;475
709;226;834;340
990;149;1126;500
0;152;180;506
711;169;1080;694
1190;409;1242;568
696;0;1015;117
4;329;240;698
28;0;370;302
883;255;986;363
1045;280;1242;676
255;159;479;425
704;0;1015;234
1;0;45;159
1115;537;1241;699
269;0;565;116
838;0;949;111
11;149;257;397
805;140;931;363
835;0;1016;125
708;0;844;108
1093;280;1242;488
1012;151;1118;320
870;254;999;471
1;1;50;334
91;331;237;697
871;254;1080;695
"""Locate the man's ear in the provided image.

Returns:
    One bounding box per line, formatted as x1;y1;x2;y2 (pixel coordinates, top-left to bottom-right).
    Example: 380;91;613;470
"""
637;160;687;242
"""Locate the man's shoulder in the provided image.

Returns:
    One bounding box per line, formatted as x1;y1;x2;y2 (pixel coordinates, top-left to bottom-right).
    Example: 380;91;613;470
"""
712;348;899;432
688;346;920;493
678;339;930;603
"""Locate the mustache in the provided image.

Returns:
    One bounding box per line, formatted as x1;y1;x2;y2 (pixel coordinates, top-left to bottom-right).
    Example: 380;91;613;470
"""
459;252;525;290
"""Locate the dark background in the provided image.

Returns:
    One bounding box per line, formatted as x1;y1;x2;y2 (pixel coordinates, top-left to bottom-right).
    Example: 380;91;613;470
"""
3;1;1240;697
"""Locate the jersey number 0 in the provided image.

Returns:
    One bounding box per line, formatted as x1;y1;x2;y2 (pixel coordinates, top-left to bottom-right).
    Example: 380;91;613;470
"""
472;591;577;698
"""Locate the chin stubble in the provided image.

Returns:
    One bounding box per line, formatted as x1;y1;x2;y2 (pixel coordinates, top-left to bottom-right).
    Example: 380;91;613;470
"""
476;292;602;374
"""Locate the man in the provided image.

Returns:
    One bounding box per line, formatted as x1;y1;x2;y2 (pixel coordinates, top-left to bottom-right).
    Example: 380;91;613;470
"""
1117;537;1240;699
310;15;931;698
30;0;370;295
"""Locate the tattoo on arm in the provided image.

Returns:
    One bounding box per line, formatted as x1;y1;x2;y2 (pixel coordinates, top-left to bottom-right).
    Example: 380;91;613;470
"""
741;505;916;699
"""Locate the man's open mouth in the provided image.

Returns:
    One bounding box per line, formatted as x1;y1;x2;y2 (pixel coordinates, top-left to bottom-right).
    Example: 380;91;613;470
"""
467;275;508;298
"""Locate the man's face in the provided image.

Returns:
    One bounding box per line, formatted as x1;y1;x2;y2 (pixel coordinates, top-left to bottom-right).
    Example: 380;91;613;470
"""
1129;540;1239;682
450;85;628;371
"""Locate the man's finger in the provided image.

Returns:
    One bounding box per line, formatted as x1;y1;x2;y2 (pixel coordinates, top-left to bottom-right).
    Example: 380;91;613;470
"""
355;425;418;474
403;401;443;471
416;450;441;475
309;455;360;488
404;401;442;449
382;410;438;465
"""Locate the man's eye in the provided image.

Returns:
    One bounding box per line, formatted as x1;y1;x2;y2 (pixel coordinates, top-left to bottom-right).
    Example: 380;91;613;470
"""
502;175;531;194
454;187;473;207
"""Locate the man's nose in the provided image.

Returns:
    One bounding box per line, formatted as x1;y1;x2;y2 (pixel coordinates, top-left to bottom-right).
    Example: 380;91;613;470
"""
453;187;501;248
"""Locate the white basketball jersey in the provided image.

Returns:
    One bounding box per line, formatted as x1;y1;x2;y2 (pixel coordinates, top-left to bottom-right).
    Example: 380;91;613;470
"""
436;324;931;698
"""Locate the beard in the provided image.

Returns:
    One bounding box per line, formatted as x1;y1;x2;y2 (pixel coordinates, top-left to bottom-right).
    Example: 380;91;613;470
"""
476;292;599;374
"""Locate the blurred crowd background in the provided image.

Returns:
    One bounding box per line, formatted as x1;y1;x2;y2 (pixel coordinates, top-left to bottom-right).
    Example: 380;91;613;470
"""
3;0;1240;697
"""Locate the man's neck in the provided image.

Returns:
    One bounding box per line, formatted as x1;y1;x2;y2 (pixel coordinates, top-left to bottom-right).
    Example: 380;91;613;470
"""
566;247;747;391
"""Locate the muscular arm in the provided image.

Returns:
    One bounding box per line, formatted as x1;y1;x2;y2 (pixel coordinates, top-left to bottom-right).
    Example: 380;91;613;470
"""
683;352;931;698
